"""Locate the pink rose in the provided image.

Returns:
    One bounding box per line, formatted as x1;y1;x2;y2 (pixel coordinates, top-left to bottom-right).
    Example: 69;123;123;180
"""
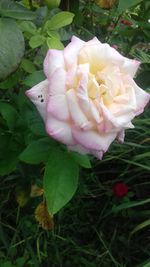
26;36;150;159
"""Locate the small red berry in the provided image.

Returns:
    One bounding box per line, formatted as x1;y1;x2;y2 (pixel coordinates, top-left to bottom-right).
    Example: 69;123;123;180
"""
112;182;128;198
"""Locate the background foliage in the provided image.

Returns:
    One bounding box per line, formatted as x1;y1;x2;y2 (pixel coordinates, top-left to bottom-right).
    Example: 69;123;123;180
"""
0;0;150;266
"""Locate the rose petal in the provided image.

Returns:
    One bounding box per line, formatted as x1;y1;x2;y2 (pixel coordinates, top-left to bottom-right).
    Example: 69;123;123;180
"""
91;150;104;160
97;101;135;130
49;68;66;95
127;77;150;116
110;84;137;117
76;69;95;122
78;43;124;74
76;71;101;123
46;116;75;145
47;94;70;121
64;36;85;69
68;144;104;160
66;65;77;89
122;59;140;78
25;79;49;121
66;89;92;130
79;42;140;77
90;100;101;123
68;144;90;155
44;50;65;78
72;128;117;152
86;37;101;45
88;75;100;99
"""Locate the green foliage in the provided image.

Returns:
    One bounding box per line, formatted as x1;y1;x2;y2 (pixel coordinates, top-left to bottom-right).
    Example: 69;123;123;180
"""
0;102;18;130
44;11;74;30
0;151;19;176
142;261;150;267
112;198;150;213
70;151;92;169
131;49;150;64
46;36;64;49
29;34;46;48
130;219;150;236
118;0;143;13
19;21;37;34
23;71;45;87
44;147;79;215
21;58;36;74
0;257;26;267
19;137;56;164
22;10;75;51
0;0;35;20
0;18;24;80
0;70;21;90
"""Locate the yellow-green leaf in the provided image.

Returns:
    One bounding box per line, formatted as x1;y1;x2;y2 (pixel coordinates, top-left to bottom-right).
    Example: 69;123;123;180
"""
45;11;74;30
46;37;64;50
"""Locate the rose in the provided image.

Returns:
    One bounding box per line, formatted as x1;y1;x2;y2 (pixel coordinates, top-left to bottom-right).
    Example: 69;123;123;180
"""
112;182;128;198
26;36;150;159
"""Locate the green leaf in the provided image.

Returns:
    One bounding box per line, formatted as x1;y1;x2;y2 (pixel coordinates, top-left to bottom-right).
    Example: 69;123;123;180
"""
70;152;91;169
134;152;150;161
47;30;60;39
0;18;24;81
19;21;37;35
59;28;73;41
0;102;18;130
44;147;79;215
22;103;46;136
29;116;45;136
120;158;150;171
15;257;26;267
135;70;150;90
29;35;46;48
21;58;36;73
0;69;20;90
112;198;150;213
0;0;35;20
24;70;45;87
19;138;55;164
1;261;14;267
130;219;150;236
141;261;150;267
46;37;64;50
0;134;10;158
118;0;143;13
45;11;74;30
0;151;18;176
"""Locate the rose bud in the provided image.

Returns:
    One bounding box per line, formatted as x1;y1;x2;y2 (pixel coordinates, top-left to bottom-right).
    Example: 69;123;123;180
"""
113;182;128;198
